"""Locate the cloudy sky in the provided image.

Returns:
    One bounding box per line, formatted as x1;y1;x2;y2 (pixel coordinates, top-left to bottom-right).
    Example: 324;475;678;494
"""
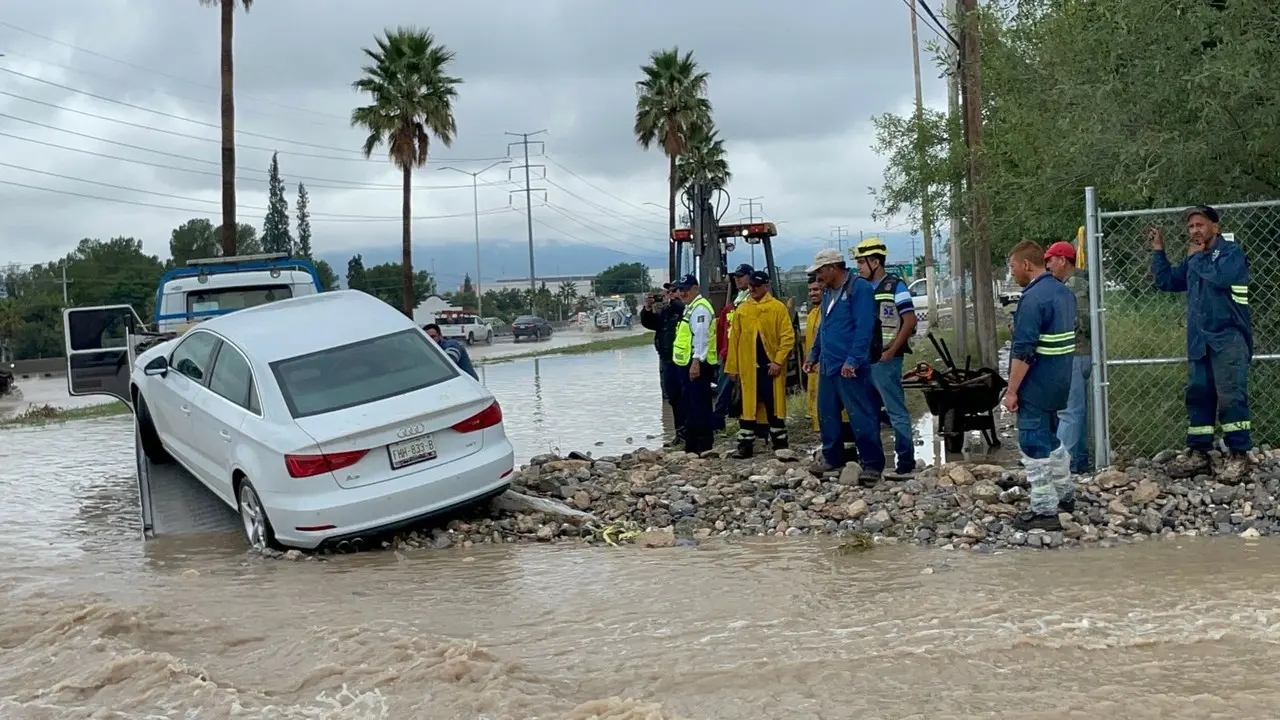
0;0;950;278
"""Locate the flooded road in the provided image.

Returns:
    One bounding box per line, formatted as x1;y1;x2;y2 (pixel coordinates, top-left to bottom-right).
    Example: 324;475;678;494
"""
4;345;1277;718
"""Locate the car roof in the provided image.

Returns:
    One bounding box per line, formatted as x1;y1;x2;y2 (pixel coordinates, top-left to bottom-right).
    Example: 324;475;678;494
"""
196;290;414;361
161;269;315;292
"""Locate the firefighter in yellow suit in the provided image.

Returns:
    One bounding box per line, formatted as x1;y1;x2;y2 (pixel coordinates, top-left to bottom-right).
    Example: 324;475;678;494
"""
804;275;857;458
725;270;796;458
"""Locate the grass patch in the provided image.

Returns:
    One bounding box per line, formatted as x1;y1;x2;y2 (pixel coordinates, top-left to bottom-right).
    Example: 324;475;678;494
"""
477;331;654;366
0;401;130;428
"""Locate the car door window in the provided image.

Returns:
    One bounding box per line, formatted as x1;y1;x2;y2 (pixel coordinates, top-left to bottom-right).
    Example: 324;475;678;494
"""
208;342;256;410
169;332;220;383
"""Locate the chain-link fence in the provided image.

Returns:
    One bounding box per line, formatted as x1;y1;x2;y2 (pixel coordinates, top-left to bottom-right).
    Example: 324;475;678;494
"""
1085;188;1280;462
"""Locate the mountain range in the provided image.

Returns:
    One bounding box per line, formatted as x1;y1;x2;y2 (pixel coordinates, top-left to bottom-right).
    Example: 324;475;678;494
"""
319;230;947;291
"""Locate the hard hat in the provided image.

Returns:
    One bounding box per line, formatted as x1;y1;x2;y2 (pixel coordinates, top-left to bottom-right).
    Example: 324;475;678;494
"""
853;237;889;259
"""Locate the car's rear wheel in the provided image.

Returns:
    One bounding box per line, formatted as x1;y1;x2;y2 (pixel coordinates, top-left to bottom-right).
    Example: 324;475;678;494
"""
237;479;278;551
485;330;493;344
135;393;171;464
467;332;475;345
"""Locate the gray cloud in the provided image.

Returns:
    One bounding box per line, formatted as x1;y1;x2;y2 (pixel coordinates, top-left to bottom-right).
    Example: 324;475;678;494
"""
0;0;950;270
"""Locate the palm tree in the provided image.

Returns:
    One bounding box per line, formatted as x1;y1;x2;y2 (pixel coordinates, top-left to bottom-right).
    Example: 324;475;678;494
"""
351;28;462;317
675;119;732;192
556;281;579;320
634;48;711;280
199;0;252;257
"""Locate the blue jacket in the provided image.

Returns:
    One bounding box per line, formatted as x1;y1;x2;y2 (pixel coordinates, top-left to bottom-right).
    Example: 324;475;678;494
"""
1152;236;1252;360
1010;272;1076;412
438;338;479;380
807;270;878;376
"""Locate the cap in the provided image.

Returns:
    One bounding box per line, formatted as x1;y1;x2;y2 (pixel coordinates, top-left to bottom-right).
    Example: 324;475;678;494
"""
747;270;771;286
660;282;673;290
1184;205;1221;224
1044;240;1077;262
806;248;844;273
672;273;699;290
853;237;889;259
730;263;755;277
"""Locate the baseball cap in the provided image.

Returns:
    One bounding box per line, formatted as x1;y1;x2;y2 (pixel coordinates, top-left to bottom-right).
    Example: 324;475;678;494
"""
806;248;844;273
1184;205;1220;223
730;263;755;277
1043;241;1077;262
747;270;771;286
672;273;699;290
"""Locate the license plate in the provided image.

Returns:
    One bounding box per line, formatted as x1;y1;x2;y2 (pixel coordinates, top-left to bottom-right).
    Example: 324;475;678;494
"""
387;434;437;469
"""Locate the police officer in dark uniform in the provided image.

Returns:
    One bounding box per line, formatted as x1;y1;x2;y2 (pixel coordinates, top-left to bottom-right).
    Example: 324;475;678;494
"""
640;283;686;445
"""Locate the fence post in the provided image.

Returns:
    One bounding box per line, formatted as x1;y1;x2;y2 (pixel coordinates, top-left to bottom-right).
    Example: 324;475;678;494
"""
1084;186;1111;468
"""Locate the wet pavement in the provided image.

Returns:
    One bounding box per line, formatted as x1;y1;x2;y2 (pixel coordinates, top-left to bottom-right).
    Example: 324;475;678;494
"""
4;343;1275;718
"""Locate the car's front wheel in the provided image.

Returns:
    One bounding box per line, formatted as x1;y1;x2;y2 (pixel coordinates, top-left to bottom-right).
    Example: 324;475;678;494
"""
485;330;493;344
467;332;475;345
135;393;171;464
237;478;278;551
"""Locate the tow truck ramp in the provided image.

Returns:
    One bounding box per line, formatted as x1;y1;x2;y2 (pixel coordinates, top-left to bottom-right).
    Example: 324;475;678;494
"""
66;305;239;540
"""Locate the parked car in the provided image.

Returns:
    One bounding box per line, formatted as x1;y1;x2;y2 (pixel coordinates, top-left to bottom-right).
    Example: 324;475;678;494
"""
128;290;515;550
511;315;552;342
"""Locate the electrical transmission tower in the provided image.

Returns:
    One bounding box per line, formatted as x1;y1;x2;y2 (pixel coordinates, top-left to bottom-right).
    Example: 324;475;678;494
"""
740;196;764;265
831;225;849;258
505;130;547;310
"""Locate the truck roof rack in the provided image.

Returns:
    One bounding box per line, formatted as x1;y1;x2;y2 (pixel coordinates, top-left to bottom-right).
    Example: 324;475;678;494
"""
186;252;291;267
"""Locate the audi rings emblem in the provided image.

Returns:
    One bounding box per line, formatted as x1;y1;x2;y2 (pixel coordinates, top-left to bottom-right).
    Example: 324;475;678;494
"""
396;424;425;439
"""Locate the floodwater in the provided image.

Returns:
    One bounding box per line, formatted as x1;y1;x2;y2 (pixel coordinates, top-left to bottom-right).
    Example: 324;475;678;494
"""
5;345;1278;718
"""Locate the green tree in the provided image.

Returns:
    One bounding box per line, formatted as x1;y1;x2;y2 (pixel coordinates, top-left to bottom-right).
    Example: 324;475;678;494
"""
215;223;261;255
313;259;338;291
262;151;292;254
634;47;712;277
362;262;435;310
675;118;731;192
346;254;367;291
169;218;219;265
198;0;253;256
351;27;462;317
594;262;651;295
462;273;473;294
295;182;312;258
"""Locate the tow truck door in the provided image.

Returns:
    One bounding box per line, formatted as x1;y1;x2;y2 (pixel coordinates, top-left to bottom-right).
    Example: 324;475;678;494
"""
63;304;144;407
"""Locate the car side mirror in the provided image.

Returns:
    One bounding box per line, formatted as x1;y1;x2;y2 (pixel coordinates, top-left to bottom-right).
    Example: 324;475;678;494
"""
144;356;169;377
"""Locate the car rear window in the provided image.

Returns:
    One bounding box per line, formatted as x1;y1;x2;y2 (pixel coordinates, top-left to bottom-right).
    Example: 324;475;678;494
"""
269;328;459;418
515;316;537;323
187;284;293;315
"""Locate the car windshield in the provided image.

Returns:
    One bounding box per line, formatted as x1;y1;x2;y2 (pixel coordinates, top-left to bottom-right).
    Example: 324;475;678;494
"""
186;284;293;315
270;328;459;418
515;316;537;323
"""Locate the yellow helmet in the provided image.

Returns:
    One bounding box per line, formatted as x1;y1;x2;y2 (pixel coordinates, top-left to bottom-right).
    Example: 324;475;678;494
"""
853;237;888;259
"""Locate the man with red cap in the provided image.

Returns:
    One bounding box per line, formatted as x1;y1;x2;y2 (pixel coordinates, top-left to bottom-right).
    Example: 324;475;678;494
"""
1149;205;1253;483
1044;240;1091;473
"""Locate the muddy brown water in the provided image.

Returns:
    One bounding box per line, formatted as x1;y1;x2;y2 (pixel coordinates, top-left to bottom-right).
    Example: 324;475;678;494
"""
3;347;1278;718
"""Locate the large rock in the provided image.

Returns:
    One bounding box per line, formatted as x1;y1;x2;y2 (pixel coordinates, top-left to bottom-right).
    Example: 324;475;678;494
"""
947;464;977;487
491;490;597;522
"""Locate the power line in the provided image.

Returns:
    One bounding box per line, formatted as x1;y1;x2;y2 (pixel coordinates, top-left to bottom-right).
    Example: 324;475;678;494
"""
0;19;349;123
0;66;369;155
0;128;518;192
899;0;959;48
542;155;666;218
505;129;547;302
0;93;509;164
0;177;517;224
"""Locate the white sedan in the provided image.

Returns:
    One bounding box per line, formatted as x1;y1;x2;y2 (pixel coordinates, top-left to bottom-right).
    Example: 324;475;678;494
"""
130;290;516;550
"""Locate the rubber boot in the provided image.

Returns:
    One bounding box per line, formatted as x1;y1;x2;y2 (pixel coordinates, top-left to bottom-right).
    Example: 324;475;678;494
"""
731;423;755;459
1048;445;1075;512
1014;454;1062;532
769;425;789;451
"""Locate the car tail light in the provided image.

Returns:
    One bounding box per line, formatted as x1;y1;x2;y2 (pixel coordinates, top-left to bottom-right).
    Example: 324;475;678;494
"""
452;400;502;433
284;449;370;478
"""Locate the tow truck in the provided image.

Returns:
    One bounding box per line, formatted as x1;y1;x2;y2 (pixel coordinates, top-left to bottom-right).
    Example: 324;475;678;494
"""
60;253;324;542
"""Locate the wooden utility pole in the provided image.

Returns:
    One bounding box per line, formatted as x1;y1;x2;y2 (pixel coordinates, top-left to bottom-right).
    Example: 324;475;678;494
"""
960;0;998;368
947;0;968;353
909;0;938;327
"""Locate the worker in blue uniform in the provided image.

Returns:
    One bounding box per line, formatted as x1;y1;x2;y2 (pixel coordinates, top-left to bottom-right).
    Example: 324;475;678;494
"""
1002;240;1077;531
1150;205;1253;483
802;248;886;485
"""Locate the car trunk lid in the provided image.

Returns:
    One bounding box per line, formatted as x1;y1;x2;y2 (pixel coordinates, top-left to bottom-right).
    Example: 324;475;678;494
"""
290;378;497;489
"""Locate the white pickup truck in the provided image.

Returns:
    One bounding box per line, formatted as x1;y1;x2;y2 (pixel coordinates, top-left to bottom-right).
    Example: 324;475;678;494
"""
434;312;493;345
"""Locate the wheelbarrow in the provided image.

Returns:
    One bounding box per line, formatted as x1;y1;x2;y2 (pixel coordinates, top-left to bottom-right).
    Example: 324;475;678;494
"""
902;333;1007;454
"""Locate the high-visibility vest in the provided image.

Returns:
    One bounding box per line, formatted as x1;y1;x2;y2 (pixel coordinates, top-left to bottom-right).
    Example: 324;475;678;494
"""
672;295;718;366
725;289;750;338
873;274;912;355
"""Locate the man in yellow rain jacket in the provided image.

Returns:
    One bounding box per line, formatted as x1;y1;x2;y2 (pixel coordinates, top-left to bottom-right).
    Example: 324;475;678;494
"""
725;270;796;458
803;274;857;459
